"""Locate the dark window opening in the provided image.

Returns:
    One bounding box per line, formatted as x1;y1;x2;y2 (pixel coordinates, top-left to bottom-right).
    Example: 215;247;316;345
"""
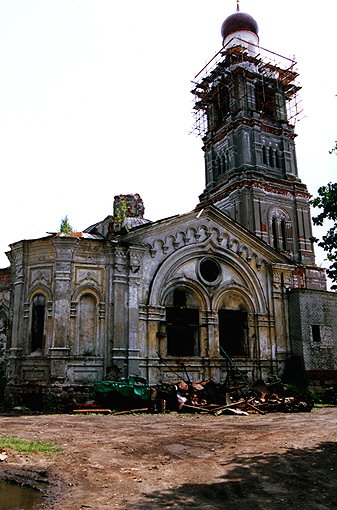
166;306;199;357
200;258;221;283
262;146;267;165
173;289;186;308
255;82;277;120
31;294;45;352
219;83;230;120
281;219;287;250
272;217;278;250
275;150;280;168
219;309;248;356
311;325;321;343
269;147;275;167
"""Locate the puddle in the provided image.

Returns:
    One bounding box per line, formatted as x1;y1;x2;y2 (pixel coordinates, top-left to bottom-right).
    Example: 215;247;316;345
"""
0;480;44;510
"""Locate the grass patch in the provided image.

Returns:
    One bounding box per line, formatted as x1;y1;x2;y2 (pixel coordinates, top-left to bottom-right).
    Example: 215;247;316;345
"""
0;436;61;453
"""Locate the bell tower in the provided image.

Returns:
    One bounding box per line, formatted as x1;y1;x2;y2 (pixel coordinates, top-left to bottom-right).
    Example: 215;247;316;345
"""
193;4;315;265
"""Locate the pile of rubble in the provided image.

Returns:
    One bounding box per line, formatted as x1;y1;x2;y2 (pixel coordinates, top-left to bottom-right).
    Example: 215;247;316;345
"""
155;379;313;415
86;375;312;415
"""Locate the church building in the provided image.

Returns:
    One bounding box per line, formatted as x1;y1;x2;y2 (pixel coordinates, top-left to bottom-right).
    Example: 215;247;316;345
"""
0;5;336;408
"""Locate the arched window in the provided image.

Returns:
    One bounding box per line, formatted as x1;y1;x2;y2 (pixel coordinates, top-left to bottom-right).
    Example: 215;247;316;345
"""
262;146;268;165
269;207;292;253
269;147;275;167
31;294;45;352
166;288;199;357
272;217;279;250
79;294;97;356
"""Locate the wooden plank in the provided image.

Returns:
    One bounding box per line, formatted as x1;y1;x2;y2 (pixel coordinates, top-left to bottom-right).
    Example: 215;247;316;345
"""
73;409;112;414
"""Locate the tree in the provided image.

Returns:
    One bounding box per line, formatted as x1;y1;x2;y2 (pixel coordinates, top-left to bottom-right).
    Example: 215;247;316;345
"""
59;215;73;235
311;182;337;290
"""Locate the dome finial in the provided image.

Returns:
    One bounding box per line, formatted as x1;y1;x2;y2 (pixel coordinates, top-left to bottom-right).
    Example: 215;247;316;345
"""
236;0;240;12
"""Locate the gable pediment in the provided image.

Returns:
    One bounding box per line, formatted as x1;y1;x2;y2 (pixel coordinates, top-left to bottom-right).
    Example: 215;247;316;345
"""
121;206;290;267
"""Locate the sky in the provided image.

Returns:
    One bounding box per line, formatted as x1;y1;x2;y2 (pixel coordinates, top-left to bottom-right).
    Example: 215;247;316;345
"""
0;0;336;282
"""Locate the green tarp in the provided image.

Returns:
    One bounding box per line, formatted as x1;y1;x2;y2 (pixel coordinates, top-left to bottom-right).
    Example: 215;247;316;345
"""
94;377;151;401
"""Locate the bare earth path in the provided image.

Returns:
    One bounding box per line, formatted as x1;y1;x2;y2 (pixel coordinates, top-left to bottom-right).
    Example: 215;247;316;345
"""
0;408;336;509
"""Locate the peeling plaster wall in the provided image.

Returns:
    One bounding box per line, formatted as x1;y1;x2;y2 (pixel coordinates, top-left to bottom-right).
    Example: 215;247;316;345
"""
1;208;309;408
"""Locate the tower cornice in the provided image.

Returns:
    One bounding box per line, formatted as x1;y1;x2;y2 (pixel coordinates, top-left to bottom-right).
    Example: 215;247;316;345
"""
199;175;310;209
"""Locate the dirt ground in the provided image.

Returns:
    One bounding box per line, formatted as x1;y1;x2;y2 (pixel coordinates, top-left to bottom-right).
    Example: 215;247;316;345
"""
0;407;337;510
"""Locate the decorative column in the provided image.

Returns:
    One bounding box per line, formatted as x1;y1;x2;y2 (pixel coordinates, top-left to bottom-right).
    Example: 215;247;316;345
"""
7;243;25;380
50;238;77;379
127;246;146;376
111;247;129;376
201;309;217;381
140;305;165;384
272;264;294;363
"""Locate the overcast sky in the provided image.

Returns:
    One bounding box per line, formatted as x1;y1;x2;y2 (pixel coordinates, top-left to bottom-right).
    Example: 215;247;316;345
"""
0;0;336;280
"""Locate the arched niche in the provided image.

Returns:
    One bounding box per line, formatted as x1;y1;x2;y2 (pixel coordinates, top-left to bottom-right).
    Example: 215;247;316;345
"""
78;293;97;356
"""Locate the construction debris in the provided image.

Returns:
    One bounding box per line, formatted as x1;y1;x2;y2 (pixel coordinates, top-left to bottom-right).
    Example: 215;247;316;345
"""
73;408;112;415
89;374;312;416
164;378;312;415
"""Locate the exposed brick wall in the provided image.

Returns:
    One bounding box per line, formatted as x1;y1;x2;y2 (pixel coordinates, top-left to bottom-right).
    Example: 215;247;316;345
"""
288;289;337;372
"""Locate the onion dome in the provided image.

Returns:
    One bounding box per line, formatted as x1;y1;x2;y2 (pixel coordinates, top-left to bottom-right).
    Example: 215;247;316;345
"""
221;5;258;44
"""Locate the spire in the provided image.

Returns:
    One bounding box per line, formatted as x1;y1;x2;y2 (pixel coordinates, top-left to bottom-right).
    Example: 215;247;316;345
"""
236;0;240;12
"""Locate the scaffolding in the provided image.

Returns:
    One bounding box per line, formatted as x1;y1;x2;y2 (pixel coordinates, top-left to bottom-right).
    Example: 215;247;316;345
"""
191;37;303;137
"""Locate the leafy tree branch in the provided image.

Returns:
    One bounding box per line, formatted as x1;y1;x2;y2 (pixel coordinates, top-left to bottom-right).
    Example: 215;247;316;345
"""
311;182;337;289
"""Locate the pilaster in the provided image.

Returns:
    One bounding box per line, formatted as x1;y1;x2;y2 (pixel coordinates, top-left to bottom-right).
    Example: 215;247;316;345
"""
10;242;26;351
51;238;78;349
127;246;146;375
272;264;294;356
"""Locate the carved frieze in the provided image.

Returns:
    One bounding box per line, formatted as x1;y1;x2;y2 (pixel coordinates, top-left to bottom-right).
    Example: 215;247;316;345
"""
30;268;52;286
114;248;128;273
272;264;295;294
75;268;102;287
113;247;145;275
148;223;267;273
130;252;142;273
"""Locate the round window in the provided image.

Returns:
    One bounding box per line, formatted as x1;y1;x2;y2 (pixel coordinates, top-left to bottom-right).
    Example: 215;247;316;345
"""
199;258;221;284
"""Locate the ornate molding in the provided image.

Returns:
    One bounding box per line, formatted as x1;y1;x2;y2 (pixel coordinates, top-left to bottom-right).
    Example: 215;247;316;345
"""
114;248;128;273
149;223;267;271
75;268;102;286
30;268;52;286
